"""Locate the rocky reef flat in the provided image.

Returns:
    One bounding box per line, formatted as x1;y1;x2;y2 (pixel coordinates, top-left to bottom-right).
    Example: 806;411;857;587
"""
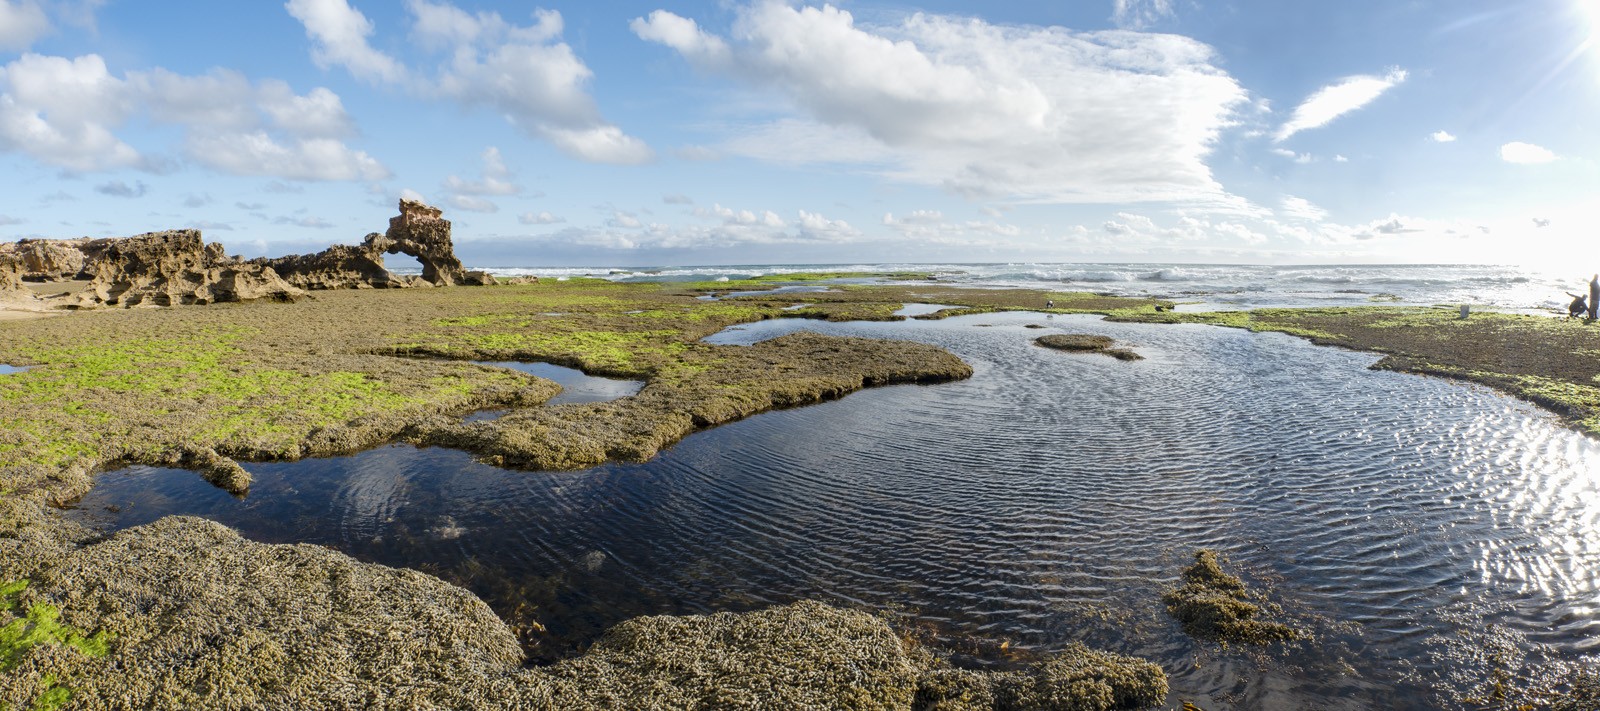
0;223;1192;709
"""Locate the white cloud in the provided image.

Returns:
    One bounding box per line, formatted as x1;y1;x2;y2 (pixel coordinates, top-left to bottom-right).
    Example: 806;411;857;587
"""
1334;154;1349;162
0;0;50;52
257;82;354;138
1500;141;1556;164
0;52;383;181
0;53;141;172
519;211;563;225
447;194;497;213
398;188;426;203
186;132;390;181
1270;147;1313;163
635;4;1250;206
607;211;644;229
283;0;406;83
630;10;732;64
1280;195;1328;221
443;146;520;197
1111;0;1175;29
1275;68;1407;142
1430;130;1456;143
286;0;650;164
662;193;693;205
1533;217;1551;228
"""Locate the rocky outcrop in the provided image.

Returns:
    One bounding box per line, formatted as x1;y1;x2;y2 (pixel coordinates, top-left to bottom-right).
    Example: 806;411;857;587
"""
0;200;498;311
75;230;304;307
257;242;404;290
0;238;103;280
253;200;496;290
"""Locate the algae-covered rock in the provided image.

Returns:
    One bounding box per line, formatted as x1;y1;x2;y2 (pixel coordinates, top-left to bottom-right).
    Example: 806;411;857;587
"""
0;514;1168;710
1162;550;1300;646
1034;334;1142;362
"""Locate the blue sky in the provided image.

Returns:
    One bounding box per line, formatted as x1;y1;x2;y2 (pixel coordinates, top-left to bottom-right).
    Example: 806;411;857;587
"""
0;0;1596;268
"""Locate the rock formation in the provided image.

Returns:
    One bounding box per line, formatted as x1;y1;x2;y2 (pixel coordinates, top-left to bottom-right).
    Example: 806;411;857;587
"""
75;230;304;307
254;199;497;290
256;242;405;290
0;199;498;311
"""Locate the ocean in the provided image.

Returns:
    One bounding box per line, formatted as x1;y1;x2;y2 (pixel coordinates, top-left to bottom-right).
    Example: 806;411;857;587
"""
467;262;1580;313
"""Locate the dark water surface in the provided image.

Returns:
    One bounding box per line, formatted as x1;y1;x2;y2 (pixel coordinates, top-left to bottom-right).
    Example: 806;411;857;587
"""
71;313;1600;708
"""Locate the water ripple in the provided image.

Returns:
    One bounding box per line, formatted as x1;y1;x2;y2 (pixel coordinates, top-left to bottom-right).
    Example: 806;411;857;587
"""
69;312;1600;709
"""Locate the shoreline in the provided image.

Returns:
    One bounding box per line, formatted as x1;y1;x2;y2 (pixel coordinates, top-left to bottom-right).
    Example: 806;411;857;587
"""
4;278;1598;708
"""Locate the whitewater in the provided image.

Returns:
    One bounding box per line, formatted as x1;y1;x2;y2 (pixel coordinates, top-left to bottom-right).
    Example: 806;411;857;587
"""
467;263;1582;313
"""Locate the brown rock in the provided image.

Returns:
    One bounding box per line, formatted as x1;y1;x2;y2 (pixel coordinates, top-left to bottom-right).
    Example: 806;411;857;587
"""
256;241;404;291
376;198;467;286
76;230;304;307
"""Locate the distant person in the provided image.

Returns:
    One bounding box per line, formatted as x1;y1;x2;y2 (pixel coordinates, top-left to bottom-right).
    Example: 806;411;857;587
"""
1046;299;1054;308
1568;293;1588;319
1590;275;1599;320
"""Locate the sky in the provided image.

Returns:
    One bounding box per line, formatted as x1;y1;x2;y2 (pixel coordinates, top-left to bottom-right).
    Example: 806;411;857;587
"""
0;0;1597;268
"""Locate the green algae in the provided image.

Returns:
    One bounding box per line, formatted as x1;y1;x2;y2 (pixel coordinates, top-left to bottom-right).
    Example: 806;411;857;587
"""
0;581;111;711
1163;550;1301;647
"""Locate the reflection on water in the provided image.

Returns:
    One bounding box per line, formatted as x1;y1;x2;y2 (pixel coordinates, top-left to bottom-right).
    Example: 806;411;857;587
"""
474;361;643;405
70;313;1600;709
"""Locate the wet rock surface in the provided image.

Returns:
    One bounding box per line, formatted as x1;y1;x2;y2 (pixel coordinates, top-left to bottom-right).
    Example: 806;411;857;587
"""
0;516;1167;710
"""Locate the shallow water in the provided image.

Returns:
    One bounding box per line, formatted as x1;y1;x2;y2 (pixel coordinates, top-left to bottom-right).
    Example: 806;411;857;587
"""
474;361;642;405
0;364;23;375
894;303;958;317
70;312;1600;708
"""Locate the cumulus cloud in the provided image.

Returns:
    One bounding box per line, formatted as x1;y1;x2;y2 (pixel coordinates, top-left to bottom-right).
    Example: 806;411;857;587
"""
186;132;389;181
1280;195;1328;221
0;54;141;172
634;3;1251;206
1533;217;1550;228
285;0;651;164
1500;141;1556;164
283;0;406;83
0;0;50;51
94;179;146;198
1430;130;1456;143
0;52;386;180
1111;0;1175;29
1334;154;1349;162
441;146;520;212
519;211;563;225
1275;68;1407;142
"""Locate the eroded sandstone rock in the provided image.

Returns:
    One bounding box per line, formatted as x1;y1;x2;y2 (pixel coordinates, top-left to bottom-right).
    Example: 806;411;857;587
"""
76;230;304;307
253;200;494;289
